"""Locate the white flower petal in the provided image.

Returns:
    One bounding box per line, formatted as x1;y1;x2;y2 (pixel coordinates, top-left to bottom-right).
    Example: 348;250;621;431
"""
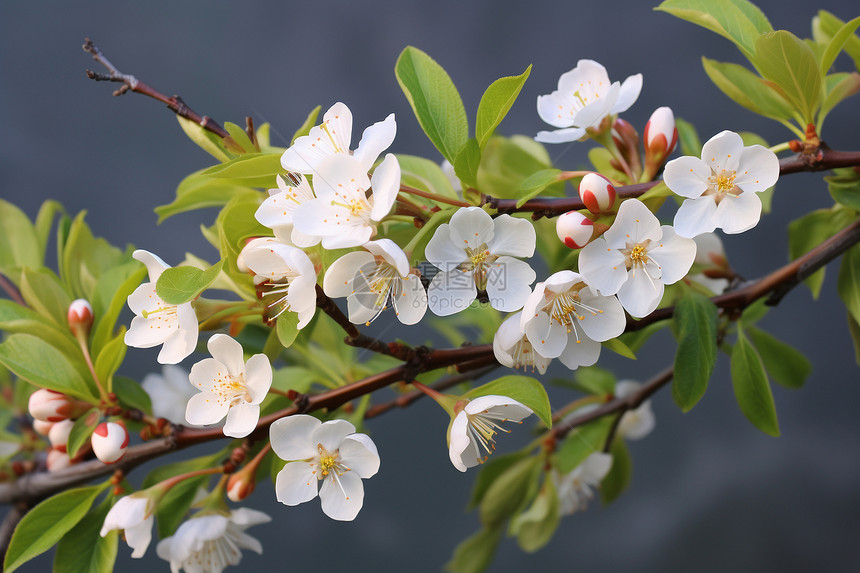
558;328;601;369
605;199;662;245
424;224;467;269
320;471;364;521
487;215;536;258
537;93;574;128
243;354;272;404
126;517;154;559
427;269;477;316
734;145;779;193
449;207;495;251
275;461;319;505
185;392;229;426
701;130;743;173
617;266;664;318
577;289;626;342
663;155;711;199
223;403;259;438
467;395;533;421
311;419;356;452
364;239;410;277
673;196;718;239
649;226;697;284
229;508;272;527
206;334;245;378
525;311;567;358
393;274;428;325
573;83;618;129
270;415;320;460
578;239;628;296
132;249;169;281
369;154;401;222
353;113;396;169
713;191;762;234
320;226;374;249
612;73;643;114
125;315;170;348
448;412;474;472
339;434;381;478
486;256;535;312
323;251;375;298
534;127;587;143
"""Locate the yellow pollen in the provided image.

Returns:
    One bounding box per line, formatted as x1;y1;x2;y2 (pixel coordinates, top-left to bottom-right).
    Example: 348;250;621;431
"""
629;244;647;262
319;455;336;477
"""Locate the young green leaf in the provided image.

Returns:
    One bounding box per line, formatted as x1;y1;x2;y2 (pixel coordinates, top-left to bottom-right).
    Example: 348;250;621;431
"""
671;292;718;412
838;243;860;325
224;121;257;154
453;138;481;189
512;478;560;553
655;0;772;59
573;365;617;396
555;416;614;473
754;31;821;124
19;268;72;327
515;169;562;208
466;375;552;428
819;72;860;130
176;116;233;162
747;327;811;389
155;260;224;305
155;175;249;223
94;329;127;392
54;497;118;573
202;153;283;188
446;525;503;573
475;64;532;150
820;15;860;75
90;265;147;358
601;438;632;505
731;327;779;436
291;105;322;144
395;46;468;164
468;451;529;510
788;207;857;298
396;154;459;201
0;199;41;284
4;484;105;573
276;311;300;349
479;456;541;527
66;409;101;459
816;11;860;71
675;117;702;156
603;337;637;360
113;376;153;415
477;136;563;199
0;334;96;402
701;57;796;122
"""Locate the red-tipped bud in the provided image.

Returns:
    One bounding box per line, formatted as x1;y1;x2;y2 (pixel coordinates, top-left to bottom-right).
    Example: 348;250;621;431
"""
91;421;129;464
578;173;617;215
28;389;85;423
67;299;94;337
644;107;678;157
556;211;594;249
48;419;75;453
226;468;257;502
46;448;72;472
32;420;53;436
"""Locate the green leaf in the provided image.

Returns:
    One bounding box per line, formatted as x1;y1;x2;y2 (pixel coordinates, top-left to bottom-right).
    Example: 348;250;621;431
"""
291;105;322;144
445;525;503;573
60;212;126;300
675;117;702;156
453;138;481;189
66;409;101;459
468;451;528;510
788;207;857;298
655;0;772;59
515;169;562;208
479;456;541;527
4;484;104;573
731;327;779;436
819;72;860;128
156;476;210;538
276;311;300;349
747;326;811;389
671;292;718;412
838;243;860;325
0;199;40;285
94;329;126;391
395;46;468;164
618;321;668;354
573;365;616;396
216;192;269;274
224;121;257;154
19;268;72;327
396;154;459;201
475;65;532;150
34;200;64;266
156;171;249;223
754;31;821;124
603;337;637;360
176;116;232;162
466;375;552;428
113;376;153;415
820;15;860;75
91;264;147;358
477;136;563;199
202;153;283;188
512;478;559;553
556;417;613;473
701;57;796;121
816;11;860;71
601;438;632;505
0;300;79;358
156;260;224;305
53;497;118;573
847;314;860;366
0;334;96;401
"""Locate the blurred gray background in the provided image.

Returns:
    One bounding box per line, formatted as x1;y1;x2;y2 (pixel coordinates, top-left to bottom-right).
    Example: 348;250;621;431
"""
2;0;860;571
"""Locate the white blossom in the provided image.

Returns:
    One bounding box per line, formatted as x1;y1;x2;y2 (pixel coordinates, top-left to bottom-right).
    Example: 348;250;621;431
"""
101;494;155;558
185;334;272;438
664;130;779;238
615;380;655;440
536;60;642;144
142;365;198;426
124;250;199;365
255;173;320;248
448;395;533;472
271;415;380;521
493;312;551;375
552;451;613;515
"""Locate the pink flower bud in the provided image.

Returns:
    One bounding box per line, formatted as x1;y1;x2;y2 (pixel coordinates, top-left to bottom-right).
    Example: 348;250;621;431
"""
556;211;594;249
28;389;82;423
91;421;129;464
67;299;94;337
643;107;678;156
46;448;72;472
48;419;75;453
578;173;617;215
226;470;256;502
32;420;53;436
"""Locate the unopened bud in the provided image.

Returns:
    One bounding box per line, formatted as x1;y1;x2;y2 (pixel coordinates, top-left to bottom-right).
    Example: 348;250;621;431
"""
32;420;53;436
556;211;594;249
67;299;94;337
578;173;617;215
644;107;678;157
91;421;129;464
48;419;75;452
226;468;256;502
28;389;86;423
47;448;72;472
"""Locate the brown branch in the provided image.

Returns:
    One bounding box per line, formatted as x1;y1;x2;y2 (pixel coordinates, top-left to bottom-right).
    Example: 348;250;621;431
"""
82;38;230;139
484;147;860;218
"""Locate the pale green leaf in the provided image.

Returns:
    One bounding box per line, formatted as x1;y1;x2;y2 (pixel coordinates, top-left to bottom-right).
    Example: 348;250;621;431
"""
176;116;232;162
754;31;821;123
731;327;779;436
512;478;559;553
0;334;96;402
0;199;40;285
556;417;613;473
113;376;153;415
53;497;118;573
476;65;532;149
445;525;503;573
747;326;811;389
838;243;860;325
276;311;300;349
601;438;632;504
94;329;127;392
701;57;796;121
820;15;860;74
156;260;224;305
66;409;100;459
671;292;718;411
788;207;857;298
291;105;322;144
202;153;283;188
396;154;459;201
479;456;541;527
453;138;481;189
466;375;552;428
515;169;562;208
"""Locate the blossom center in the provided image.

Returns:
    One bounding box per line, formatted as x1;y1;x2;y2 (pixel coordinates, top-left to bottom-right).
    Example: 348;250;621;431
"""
544;283;605;334
314;443;351;501
141;303;177;324
465;408;523;465
356;260;403;325
621;240;652;270
460;243;499;290
509;338;539;372
211;372;251;407
707;169;740;203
